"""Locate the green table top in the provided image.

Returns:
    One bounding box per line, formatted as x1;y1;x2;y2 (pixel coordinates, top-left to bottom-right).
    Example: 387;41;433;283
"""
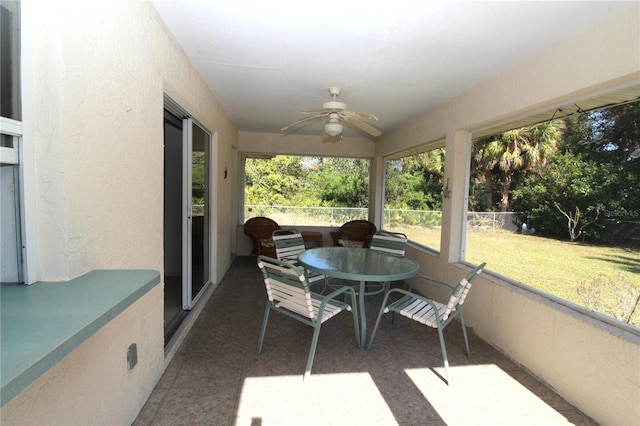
298;247;419;282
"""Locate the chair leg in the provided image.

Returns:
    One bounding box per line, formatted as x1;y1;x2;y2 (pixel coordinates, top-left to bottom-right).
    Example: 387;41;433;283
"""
257;304;271;356
350;303;361;349
366;303;388;350
320;277;328;294
304;323;323;382
459;309;471;356
437;327;451;385
391;311;399;328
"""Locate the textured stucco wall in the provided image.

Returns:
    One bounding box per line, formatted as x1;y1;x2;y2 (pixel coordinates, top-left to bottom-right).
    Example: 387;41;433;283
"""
395;7;640;425
11;1;237;423
31;1;236;282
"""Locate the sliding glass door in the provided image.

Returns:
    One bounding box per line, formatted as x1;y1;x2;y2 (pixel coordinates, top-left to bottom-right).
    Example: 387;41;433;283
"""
163;102;211;342
182;118;210;309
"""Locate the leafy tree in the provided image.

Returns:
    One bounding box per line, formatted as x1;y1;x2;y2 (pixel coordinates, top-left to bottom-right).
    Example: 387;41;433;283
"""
472;121;562;211
245;155;371;209
554;103;640;242
385;149;445;211
565;103;640;215
191;151;206;205
314;157;370;207
245;155;317;206
584;102;640;163
511;151;615;241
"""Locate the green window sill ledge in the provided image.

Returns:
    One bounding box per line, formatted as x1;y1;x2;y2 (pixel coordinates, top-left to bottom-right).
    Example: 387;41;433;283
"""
0;269;160;407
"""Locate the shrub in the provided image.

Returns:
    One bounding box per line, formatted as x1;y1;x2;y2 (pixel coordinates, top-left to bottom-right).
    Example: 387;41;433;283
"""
577;273;640;327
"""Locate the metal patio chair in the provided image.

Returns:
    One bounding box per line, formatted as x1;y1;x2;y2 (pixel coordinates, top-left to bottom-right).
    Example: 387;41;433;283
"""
272;229;328;292
368;262;487;384
363;231;409;294
256;256;360;381
370;230;408;256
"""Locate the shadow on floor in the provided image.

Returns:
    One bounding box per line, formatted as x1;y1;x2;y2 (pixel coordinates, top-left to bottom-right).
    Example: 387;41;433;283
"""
134;256;595;425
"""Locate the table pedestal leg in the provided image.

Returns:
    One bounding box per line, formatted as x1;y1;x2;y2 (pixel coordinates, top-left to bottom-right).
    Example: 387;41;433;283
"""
359;280;366;348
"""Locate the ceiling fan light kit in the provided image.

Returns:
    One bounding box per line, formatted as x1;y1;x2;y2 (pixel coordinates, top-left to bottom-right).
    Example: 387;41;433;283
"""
324;121;343;137
281;86;381;140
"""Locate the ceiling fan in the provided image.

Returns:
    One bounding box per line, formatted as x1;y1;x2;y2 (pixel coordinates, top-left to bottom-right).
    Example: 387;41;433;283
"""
281;87;382;141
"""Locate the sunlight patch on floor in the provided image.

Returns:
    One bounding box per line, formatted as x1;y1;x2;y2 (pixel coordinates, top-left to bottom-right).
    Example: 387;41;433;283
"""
405;364;573;425
236;373;396;425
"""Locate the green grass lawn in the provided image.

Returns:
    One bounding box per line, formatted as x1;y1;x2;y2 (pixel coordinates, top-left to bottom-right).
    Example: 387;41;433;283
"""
395;226;640;328
259;212;640;328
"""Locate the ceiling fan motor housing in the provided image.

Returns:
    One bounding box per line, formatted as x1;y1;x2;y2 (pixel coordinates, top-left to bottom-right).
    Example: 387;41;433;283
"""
322;101;346;111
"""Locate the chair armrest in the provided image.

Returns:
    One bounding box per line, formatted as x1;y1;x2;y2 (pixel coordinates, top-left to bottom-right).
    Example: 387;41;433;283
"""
383;287;441;313
382;288;449;329
401;276;455;305
414;275;456;292
312;285;359;322
329;231;342;246
317;284;358;306
257;255;302;273
385;287;429;301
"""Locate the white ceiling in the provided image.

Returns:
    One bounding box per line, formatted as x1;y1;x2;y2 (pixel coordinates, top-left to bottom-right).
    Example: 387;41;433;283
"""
152;1;636;138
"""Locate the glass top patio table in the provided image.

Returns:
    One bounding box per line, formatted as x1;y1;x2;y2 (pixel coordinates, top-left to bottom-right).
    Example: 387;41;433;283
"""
298;247;419;347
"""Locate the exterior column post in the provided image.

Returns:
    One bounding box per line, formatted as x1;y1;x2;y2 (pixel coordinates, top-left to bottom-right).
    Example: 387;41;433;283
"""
441;130;471;263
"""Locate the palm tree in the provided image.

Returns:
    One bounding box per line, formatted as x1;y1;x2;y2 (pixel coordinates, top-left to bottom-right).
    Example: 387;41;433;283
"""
473;137;499;210
473;120;562;211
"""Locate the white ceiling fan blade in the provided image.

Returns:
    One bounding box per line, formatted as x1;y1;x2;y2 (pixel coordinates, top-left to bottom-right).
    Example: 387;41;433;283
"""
281;114;326;132
299;109;327;115
343;110;379;121
343;116;382;138
284;87;381;139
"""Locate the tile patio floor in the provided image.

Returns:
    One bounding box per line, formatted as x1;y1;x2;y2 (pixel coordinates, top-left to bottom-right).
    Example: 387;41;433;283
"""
134;256;595;425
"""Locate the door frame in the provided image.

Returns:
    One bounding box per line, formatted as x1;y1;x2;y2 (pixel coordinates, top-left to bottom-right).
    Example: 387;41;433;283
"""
182;117;212;309
164;94;215;313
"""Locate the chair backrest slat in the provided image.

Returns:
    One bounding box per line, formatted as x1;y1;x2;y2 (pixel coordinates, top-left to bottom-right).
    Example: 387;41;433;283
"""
370;231;408;256
258;256;316;320
270;284;313;317
273;229;306;262
441;262;486;322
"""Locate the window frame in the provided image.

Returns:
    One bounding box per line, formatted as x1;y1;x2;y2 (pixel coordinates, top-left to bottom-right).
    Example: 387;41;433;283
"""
463;101;640;332
0;117;21;164
241;153;373;227
381;141;446;253
0;1;37;284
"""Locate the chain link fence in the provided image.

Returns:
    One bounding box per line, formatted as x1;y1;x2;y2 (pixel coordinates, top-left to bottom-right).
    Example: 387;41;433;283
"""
245;205;519;232
245;205;368;226
466;212;520;232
